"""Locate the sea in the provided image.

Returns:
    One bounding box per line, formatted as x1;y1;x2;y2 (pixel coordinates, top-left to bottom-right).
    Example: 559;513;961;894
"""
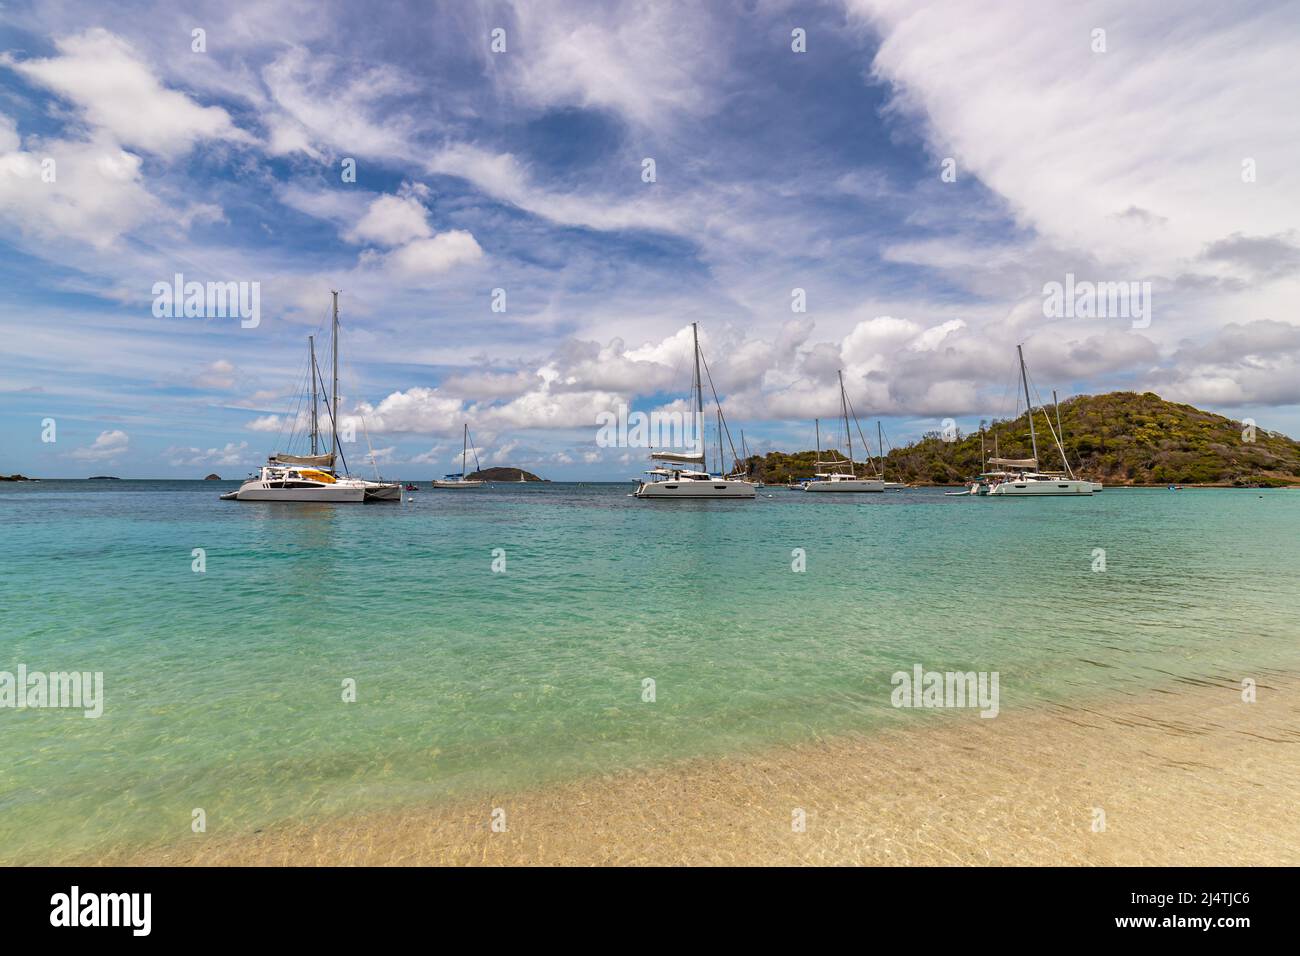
2;479;1297;862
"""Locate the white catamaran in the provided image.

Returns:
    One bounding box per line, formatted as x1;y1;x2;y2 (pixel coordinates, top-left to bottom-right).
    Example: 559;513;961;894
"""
803;370;885;492
984;345;1094;496
431;424;485;488
634;323;755;499
222;292;400;503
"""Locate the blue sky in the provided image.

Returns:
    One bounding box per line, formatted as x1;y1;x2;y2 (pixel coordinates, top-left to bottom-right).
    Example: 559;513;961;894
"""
2;0;1298;478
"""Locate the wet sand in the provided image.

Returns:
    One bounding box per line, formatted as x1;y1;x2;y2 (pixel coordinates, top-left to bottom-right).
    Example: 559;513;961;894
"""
107;675;1300;866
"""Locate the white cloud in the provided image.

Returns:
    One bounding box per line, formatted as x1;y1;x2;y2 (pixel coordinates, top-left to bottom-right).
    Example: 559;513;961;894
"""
71;429;129;461
847;0;1300;278
0;115;159;248
346;188;432;247
409;444;448;465
500;2;720;128
1149;320;1300;407
260;46;419;159
245;414;288;432
196;359;237;389
165;441;249;467
4;29;250;158
383;230;484;277
427;143;688;234
909;319;965;352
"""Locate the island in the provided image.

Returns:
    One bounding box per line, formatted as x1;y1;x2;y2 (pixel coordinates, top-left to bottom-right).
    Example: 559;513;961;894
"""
466;466;544;482
86;476;121;480
740;391;1300;487
0;473;37;481
204;474;222;480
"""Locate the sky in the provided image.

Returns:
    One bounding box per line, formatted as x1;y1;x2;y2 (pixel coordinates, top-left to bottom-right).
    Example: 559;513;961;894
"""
1;0;1298;479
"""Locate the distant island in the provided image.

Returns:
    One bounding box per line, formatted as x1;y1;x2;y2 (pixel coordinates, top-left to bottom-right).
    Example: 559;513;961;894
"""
204;474;221;480
87;476;121;480
0;474;37;481
466;466;544;482
741;391;1300;487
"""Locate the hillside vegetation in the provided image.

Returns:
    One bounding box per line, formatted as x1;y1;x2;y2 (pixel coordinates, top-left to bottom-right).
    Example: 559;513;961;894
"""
740;392;1300;487
467;466;543;482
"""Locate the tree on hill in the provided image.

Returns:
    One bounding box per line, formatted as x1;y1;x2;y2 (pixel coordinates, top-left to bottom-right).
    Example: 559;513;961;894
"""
739;392;1300;486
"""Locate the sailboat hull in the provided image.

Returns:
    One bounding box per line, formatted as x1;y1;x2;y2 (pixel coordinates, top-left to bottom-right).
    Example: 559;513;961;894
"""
988;479;1093;496
361;482;402;501
803;479;885;492
634;479;756;499
227;481;367;502
431;480;485;489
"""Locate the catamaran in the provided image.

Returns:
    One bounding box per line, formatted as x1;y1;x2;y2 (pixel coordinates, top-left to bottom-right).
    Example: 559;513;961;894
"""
803;371;884;492
431;424;485;488
984;346;1094;496
634;323;755;499
222;292;400;503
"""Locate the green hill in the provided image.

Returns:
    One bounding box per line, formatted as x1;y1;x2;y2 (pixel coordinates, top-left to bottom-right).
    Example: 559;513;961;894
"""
741;392;1300;487
467;466;543;482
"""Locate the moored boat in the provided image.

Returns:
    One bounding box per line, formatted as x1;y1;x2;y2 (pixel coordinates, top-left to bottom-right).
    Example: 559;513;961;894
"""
224;293;400;503
634;323;755;500
431;424;486;488
984;346;1093;497
802;371;885;493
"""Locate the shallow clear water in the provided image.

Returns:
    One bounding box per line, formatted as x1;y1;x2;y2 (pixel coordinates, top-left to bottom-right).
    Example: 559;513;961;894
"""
2;480;1297;861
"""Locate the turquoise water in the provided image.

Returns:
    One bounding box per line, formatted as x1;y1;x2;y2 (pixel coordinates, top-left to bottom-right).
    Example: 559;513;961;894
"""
2;480;1298;861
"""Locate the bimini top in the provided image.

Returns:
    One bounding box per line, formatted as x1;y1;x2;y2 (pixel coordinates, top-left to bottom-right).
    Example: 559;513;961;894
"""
986;457;1038;469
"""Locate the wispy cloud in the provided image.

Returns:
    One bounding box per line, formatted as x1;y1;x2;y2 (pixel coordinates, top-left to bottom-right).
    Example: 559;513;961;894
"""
0;1;1296;478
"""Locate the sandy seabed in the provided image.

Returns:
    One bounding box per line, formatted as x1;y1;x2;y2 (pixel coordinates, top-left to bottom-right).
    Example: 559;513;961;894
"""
104;673;1299;866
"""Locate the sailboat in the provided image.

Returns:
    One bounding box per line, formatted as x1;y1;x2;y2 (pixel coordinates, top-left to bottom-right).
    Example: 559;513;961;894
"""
726;429;764;488
634;323;755;499
803;371;885;492
1053;389;1103;492
984;346;1094;496
222;292;400;502
431;424;486;488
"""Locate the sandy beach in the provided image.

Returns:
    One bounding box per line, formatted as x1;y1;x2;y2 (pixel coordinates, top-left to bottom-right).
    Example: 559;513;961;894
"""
102;672;1300;866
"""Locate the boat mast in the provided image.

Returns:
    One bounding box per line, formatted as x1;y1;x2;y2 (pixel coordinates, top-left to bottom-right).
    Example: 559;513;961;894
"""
309;335;318;456
692;322;705;474
1017;344;1038;464
838;370;854;474
462;423;468;478
877;420;885;481
1053;389;1074;478
716;407;723;476
814;417;821;473
331;290;340;456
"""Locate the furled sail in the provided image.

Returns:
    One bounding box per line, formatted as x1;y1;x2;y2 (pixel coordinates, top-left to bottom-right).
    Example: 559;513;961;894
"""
271;453;337;468
649;450;705;464
986;457;1037;468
